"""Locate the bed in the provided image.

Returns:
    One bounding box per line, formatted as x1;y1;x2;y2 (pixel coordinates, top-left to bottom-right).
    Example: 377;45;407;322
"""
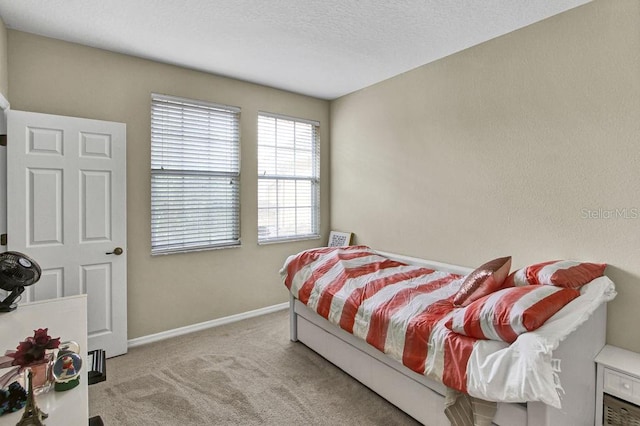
281;246;616;425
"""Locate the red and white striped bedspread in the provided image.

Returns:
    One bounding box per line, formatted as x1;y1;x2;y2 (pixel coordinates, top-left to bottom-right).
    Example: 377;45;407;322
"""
281;246;617;407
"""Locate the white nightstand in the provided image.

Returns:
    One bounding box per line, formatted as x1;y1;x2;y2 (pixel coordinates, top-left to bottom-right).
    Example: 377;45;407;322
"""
595;344;640;425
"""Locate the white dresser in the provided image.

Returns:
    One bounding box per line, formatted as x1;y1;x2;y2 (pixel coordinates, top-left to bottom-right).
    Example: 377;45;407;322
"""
596;344;640;425
0;295;88;425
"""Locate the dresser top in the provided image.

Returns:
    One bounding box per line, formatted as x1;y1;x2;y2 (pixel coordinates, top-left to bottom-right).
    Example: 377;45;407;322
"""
596;344;640;378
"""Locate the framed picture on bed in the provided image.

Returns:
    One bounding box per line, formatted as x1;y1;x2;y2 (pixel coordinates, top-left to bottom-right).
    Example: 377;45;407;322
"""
328;231;353;247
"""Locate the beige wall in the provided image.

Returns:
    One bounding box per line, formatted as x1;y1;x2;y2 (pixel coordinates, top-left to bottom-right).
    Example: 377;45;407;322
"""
331;0;640;352
7;31;330;339
0;17;7;98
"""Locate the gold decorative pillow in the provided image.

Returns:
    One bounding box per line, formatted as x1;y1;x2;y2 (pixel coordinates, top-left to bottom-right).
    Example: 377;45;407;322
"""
453;256;512;307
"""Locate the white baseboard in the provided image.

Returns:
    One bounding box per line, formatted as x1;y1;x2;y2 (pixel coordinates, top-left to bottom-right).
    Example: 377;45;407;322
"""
127;302;289;348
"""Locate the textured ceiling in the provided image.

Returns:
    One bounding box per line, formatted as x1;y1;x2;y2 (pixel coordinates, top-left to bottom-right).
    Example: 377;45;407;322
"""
0;0;591;100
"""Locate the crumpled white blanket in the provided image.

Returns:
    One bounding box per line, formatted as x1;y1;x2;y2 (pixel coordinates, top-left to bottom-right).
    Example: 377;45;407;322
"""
464;276;616;408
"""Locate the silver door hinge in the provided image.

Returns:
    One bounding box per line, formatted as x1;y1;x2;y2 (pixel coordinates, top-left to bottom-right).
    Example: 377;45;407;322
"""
1;234;7;245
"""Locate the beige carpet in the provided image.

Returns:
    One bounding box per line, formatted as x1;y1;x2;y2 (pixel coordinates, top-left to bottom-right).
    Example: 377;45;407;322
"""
89;310;422;425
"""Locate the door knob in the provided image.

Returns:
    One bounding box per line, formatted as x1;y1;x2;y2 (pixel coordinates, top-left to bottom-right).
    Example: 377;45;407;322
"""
106;247;123;255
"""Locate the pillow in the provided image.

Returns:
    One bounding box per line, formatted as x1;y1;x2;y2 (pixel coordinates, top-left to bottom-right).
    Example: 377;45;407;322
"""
446;285;580;343
452;256;512;307
504;260;606;289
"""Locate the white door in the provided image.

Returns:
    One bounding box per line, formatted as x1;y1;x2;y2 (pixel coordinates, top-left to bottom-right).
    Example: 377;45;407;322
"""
6;110;127;357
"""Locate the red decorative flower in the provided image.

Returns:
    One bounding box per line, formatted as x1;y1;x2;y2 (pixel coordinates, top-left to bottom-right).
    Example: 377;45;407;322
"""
6;328;60;367
33;328;54;347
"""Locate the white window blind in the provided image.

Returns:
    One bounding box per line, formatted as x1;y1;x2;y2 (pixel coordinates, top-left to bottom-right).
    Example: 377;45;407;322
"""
258;113;320;243
151;94;240;254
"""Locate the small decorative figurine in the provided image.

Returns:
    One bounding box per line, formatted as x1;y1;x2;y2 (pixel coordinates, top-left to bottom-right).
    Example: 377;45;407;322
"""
60;356;76;378
16;369;47;426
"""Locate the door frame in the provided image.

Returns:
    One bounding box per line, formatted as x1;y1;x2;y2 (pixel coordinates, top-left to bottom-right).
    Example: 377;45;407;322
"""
0;92;10;254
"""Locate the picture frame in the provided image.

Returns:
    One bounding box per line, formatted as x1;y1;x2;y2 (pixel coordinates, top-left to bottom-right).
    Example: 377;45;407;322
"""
328;231;353;247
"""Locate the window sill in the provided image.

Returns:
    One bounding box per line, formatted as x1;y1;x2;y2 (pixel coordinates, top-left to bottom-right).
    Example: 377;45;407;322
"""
258;235;321;246
151;243;241;256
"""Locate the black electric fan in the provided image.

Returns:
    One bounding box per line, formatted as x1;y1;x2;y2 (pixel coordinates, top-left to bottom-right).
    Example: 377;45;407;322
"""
0;251;41;312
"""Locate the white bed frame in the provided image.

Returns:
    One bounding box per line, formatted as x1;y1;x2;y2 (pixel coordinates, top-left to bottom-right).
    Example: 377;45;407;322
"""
288;251;606;425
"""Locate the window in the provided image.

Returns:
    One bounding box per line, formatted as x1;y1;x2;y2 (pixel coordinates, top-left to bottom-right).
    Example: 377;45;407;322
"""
151;94;240;254
257;113;320;243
